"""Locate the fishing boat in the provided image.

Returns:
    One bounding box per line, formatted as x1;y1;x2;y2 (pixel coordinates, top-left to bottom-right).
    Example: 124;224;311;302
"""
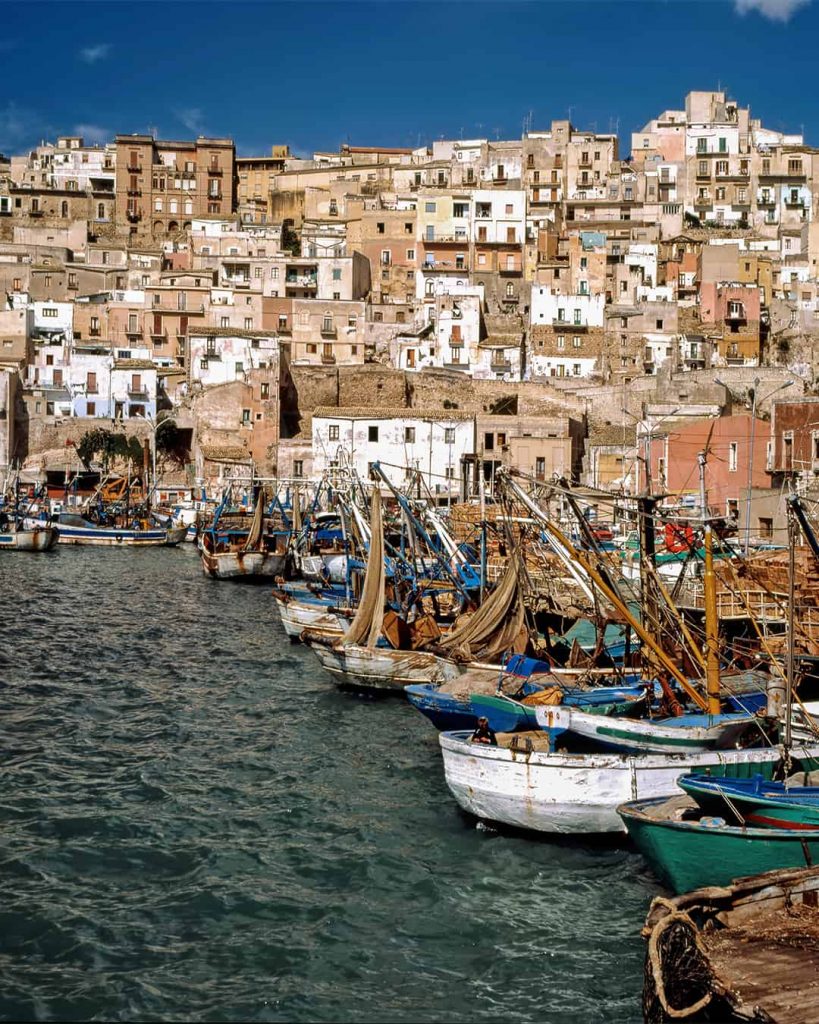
53;511;180;546
642;865;819;1023
617;790;819;893
0;520;59;551
536;705;760;754
470;683;651;735
272;588;352;640
437;729;804;833
677;770;819;828
200;488;290;580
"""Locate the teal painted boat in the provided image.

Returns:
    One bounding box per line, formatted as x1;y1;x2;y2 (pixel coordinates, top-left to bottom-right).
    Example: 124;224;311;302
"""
618;792;819;894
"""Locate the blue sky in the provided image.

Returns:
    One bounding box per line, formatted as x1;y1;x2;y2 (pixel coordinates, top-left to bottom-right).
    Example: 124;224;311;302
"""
3;0;818;158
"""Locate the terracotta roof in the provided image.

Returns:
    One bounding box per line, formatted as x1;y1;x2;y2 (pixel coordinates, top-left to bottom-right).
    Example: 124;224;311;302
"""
313;406;474;422
200;444;251;462
114;359;155;369
192;327;277;340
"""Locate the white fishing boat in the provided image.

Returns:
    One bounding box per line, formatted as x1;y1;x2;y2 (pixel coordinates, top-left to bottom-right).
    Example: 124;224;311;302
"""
273;593;349;639
0;523;59;552
438;730;819;834
200;489;290;580
49;512;178;547
300;552;348;584
303;628;462;690
533;705;759;754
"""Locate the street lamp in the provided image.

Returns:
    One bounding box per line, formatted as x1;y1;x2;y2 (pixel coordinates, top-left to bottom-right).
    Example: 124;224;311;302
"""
714;376;794;555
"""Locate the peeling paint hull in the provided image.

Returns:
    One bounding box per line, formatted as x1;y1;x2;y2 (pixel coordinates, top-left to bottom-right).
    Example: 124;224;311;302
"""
438;731;802;834
201;549;287;580
306;640;462;691
0;527;59;551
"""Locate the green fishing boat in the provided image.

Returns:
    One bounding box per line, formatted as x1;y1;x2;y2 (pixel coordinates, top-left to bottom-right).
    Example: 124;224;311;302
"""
618;791;819;894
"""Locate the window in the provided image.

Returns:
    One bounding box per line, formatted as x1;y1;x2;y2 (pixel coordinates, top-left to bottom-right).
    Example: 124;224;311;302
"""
572;336;581;348
293;460;304;478
220;316;229;328
573;309;581;325
87;371;97;393
729;441;738;473
87;402;96;416
406;249;415;261
557;308;566;322
306;343;317;354
444;428;455;444
556;335;565;350
332;268;342;280
424;202;436;213
368;425;379;442
329;424;339;441
572;364;581;376
42;307;58;318
241;408;251;424
758;517;773;539
484;433;494;451
535;457;546;479
404;426;416;444
716;160;728;176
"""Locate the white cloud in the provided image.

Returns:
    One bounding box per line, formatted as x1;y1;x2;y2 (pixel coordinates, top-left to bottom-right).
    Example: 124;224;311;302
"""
74;123;111;146
734;0;811;21
79;43;111;64
175;107;206;136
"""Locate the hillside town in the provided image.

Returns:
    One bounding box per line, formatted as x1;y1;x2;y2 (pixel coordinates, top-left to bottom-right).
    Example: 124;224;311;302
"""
2;88;819;542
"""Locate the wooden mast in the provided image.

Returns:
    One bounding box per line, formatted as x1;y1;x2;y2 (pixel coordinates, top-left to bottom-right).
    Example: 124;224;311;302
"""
698;449;722;715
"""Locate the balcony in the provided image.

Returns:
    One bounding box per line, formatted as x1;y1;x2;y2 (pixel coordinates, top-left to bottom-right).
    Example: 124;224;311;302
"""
126;209;141;222
127;162;142;173
757;195;776;208
578;157;592;168
208;165;224;176
125;328;143;338
89;328;101;337
498;264;522;275
785;196;805;208
320;352;336;364
421;261;469;273
208;191;223;201
320;325;337;338
490;360;513;373
150;329;167;340
695;170;711;181
127;187;141;196
128;386;149;398
427;234;468;243
492;174;507;184
503;294;519;304
725;306;747;323
285;274;317;288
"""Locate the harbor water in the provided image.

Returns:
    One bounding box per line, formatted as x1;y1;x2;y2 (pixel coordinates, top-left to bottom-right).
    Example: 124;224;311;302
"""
0;548;656;1022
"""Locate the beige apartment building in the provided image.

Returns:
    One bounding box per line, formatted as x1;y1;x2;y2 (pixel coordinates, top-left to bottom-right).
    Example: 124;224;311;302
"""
115;134;235;237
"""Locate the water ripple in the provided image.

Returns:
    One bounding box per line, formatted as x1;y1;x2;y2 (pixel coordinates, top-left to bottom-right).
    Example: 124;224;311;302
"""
0;548;655;1022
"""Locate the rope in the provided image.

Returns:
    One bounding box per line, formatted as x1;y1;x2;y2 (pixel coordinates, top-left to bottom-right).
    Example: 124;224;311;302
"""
647;910;714;1019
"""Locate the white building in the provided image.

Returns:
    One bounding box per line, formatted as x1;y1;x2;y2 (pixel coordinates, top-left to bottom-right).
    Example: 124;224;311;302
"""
188;329;280;389
529;287;605;328
311;407;475;494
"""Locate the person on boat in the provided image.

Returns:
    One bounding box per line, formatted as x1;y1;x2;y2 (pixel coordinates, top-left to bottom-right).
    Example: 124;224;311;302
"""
471;717;498;746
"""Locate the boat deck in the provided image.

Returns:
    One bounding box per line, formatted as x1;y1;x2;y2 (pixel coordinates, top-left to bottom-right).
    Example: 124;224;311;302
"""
705;908;819;1024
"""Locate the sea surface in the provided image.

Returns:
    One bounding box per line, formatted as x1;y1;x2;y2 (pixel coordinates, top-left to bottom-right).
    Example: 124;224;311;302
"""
0;547;658;1022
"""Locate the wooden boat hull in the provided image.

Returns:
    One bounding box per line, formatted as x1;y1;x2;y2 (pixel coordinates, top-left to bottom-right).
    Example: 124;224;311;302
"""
306;640;462;691
535;706;757;754
300;552;347;584
619;793;819;893
164;525;188;547
273;595;346;639
201;549;286;579
438;731;813;834
0;526;59;551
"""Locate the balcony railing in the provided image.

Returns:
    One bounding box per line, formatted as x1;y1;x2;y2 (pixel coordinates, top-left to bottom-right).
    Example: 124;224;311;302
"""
285;274;317;287
320;326;337;338
150;329;167;339
208;166;224;176
320;353;336;364
490;360;513;373
127;187;141;196
758;196;776;207
126;162;142;173
785;197;805;208
126;210;141;222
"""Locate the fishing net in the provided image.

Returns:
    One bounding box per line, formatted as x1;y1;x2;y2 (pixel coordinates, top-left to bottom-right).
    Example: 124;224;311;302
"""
343;488;385;649
438;552;525;663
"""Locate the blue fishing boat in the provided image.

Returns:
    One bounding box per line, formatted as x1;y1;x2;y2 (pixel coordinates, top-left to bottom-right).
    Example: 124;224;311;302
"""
678;771;819;829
